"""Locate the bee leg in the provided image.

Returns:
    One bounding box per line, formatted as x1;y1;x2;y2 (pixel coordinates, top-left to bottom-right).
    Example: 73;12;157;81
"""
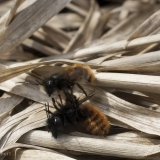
70;85;74;95
36;79;43;85
76;82;88;97
44;103;49;118
58;94;63;105
17;79;43;86
52;98;61;112
63;116;68;126
56;101;63;108
44;103;52;119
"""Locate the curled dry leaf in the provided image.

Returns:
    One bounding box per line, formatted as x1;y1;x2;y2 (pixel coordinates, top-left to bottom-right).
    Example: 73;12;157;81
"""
17;130;160;159
0;103;44;143
0;92;23;122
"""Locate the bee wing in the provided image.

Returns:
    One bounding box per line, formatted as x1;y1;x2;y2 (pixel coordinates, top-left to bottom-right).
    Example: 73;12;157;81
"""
32;66;65;79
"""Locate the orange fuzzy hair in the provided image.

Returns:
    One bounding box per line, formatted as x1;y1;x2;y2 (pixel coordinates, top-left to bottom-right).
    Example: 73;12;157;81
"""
72;63;95;82
80;103;110;136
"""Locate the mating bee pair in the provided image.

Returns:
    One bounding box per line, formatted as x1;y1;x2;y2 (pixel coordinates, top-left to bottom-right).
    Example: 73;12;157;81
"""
26;64;110;138
45;90;110;138
36;64;110;138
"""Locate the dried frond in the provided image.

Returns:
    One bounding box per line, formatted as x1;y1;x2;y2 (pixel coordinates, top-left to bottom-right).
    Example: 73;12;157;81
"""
1;1;160;160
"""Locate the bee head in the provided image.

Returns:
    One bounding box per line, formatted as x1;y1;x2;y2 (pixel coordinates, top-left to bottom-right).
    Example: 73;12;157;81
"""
43;78;57;96
47;115;64;138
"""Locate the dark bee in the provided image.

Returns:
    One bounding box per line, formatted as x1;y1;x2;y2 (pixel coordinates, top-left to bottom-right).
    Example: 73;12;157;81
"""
80;103;110;136
45;91;93;138
32;64;95;96
45;92;110;138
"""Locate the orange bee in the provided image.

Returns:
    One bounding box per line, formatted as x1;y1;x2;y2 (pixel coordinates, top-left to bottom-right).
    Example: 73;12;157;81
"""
32;63;95;96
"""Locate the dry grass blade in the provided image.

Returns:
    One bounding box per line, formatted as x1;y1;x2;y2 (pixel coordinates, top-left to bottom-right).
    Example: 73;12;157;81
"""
0;93;23;122
0;63;43;83
37;33;160;61
67;2;87;17
0;59;97;84
100;50;160;66
18;130;160;159
127;9;160;42
4;110;46;146
102;4;155;39
46;13;83;29
0;0;71;55
98;61;160;73
94;73;160;94
22;39;61;56
42;25;71;50
1;143;56;156
72;131;160;145
0;74;50;103
4;0;25;27
72;0;89;11
5;149;76;160
0;103;43;144
63;0;98;53
73;34;160;58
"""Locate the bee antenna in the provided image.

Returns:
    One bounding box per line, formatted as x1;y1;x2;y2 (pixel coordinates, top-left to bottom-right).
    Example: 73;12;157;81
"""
79;91;95;105
44;103;51;119
17;81;39;85
17;79;43;86
36;79;43;85
52;98;61;112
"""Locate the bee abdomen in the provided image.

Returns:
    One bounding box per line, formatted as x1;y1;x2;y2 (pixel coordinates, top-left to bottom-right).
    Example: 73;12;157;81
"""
81;104;110;136
83;65;95;83
71;64;95;82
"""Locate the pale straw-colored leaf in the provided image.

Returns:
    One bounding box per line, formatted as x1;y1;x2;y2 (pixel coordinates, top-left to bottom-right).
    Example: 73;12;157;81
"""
0;93;23;122
0;103;44;144
127;9;160;42
5;149;75;160
72;0;89;11
4;0;25;27
100;50;160;66
94;72;160;94
22;39;61;56
1;143;55;156
22;33;160;63
63;0;98;53
46;13;84;29
18;130;160;159
0;0;72;55
42;25;71;50
66;3;87;17
4;110;46;146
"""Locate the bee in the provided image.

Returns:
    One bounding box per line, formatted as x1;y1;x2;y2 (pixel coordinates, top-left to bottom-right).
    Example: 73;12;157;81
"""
32;63;95;96
45;92;110;138
80;103;110;136
45;91;93;138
